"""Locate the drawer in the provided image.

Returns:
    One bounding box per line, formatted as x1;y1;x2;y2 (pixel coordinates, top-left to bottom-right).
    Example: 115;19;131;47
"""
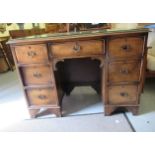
51;40;104;57
15;44;48;64
108;85;138;104
20;65;54;85
108;37;145;59
108;61;141;83
26;87;57;106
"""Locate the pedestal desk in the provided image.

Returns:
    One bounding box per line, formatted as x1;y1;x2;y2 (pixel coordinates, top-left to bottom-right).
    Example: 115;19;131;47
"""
7;28;149;118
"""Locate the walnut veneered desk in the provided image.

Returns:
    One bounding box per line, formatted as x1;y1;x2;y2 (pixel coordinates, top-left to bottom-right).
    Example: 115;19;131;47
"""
7;29;149;118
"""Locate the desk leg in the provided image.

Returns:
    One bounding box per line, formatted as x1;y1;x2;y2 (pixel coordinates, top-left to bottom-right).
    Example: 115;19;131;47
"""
29;108;61;118
104;105;139;116
49;108;62;117
29;109;40;118
104;106;115;116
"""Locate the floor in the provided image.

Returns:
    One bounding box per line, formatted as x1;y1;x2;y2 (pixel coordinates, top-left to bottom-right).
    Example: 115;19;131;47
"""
0;70;155;131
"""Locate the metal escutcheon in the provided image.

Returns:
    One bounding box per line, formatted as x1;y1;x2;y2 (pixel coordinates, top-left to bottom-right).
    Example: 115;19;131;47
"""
120;92;128;97
120;68;129;74
121;45;131;52
33;72;42;78
27;51;37;57
38;95;47;100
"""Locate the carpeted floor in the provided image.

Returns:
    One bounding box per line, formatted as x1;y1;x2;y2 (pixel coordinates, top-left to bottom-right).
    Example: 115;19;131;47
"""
3;113;132;132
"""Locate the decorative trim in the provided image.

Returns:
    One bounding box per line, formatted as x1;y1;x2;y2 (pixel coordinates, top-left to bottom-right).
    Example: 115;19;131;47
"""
90;56;104;68
52;58;65;71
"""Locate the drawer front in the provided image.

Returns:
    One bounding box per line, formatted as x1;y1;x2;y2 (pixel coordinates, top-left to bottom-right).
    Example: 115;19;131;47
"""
108;37;144;59
51;40;104;57
26;87;57;106
15;44;48;64
108;85;138;104
21;65;54;85
108;61;141;83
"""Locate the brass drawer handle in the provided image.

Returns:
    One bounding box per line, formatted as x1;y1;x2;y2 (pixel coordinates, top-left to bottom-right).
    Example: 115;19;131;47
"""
121;45;131;52
73;42;81;52
27;51;37;57
33;72;42;78
120;68;129;74
120;92;128;97
38;95;47;100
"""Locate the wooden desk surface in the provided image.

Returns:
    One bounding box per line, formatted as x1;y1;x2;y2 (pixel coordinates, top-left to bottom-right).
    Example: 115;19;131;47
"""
7;28;149;44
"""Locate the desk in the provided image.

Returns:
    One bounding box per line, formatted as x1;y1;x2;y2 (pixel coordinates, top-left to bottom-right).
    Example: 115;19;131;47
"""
8;28;149;118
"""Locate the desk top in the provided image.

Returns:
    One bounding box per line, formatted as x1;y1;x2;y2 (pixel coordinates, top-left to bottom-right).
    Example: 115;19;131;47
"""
7;28;149;45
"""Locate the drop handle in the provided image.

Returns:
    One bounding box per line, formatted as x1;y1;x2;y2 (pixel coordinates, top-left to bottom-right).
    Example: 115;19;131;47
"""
121;45;131;51
33;72;42;78
38;95;47;100
73;43;81;52
120;92;128;97
120;68;129;74
27;51;37;57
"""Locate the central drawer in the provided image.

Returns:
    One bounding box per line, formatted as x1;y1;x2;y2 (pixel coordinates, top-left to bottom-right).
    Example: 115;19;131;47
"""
15;44;48;64
20;65;54;85
50;40;104;57
108;85;138;104
26;87;57;106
